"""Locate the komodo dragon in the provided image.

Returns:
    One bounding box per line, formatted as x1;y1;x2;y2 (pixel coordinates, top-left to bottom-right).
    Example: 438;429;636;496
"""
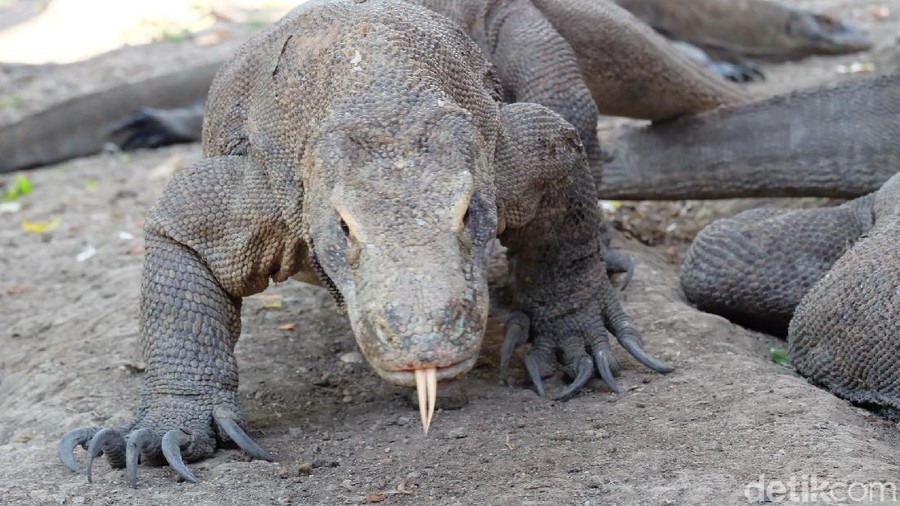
56;0;693;487
613;0;872;62
680;172;899;416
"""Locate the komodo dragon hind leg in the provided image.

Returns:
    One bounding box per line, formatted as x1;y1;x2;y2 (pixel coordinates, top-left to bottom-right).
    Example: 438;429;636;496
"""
57;155;308;486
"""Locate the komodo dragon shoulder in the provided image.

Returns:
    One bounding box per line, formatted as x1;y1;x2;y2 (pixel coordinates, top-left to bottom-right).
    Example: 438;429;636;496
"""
680;172;899;416
56;0;678;488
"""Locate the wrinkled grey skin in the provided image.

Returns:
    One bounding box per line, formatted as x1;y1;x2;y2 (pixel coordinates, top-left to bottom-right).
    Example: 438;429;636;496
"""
789;173;900;417
681;172;899;415
597;75;900;200
57;0;674;488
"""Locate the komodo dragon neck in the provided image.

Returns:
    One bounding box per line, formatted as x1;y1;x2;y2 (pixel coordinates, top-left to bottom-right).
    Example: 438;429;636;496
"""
613;0;872;61
597;74;900;200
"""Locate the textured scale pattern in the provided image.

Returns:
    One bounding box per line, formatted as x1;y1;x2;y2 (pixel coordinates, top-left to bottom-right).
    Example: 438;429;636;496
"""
681;195;875;334
789;173;900;415
681;172;899;415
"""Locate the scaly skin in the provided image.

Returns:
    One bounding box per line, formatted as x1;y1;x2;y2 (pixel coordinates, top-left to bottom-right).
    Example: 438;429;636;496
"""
598;75;900;200
680;195;876;335
681;173;899;414
613;0;872;61
58;0;672;487
789;173;900;416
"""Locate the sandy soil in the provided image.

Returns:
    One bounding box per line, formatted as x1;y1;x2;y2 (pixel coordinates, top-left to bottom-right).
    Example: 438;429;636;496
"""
1;1;899;505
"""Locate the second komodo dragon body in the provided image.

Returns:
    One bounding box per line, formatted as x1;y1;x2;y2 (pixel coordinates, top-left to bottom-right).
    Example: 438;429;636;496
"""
58;0;675;487
681;172;900;414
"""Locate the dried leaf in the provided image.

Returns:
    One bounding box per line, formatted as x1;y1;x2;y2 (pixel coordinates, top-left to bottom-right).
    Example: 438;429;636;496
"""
21;216;61;233
250;294;284;309
3;283;30;295
278;323;296;331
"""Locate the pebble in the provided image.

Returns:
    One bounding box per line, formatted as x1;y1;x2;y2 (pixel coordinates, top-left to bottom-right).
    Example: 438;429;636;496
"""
340;351;364;364
448;428;468;439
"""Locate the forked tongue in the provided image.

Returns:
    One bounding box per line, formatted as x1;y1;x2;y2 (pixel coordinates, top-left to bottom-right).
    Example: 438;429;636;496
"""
414;368;437;433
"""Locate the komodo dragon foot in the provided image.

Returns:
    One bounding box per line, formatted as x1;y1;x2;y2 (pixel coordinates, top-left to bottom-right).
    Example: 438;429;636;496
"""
499;283;673;400
59;401;272;487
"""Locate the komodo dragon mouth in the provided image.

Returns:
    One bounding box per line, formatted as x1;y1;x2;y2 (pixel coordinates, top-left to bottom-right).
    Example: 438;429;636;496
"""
386;360;476;433
364;341;481;433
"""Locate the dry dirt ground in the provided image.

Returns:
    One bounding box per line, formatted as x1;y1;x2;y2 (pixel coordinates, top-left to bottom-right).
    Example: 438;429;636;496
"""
1;1;900;505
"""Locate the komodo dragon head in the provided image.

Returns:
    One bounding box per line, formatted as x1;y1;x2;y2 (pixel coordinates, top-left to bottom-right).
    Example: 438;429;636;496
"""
778;9;872;57
305;97;500;427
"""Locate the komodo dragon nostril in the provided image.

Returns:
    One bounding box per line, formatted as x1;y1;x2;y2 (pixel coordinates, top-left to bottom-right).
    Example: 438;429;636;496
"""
375;318;396;346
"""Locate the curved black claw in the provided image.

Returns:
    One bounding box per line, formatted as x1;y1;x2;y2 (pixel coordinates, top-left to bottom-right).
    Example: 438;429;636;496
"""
217;418;274;462
554;357;594;401
161;430;198;484
125;429;155;488
500;312;530;385
592;349;621;393
58;427;100;473
619;335;674;373
86;429;126;483
524;351;547;398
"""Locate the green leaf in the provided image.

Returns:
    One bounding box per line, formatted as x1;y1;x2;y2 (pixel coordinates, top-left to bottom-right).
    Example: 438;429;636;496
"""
4;175;33;200
0;95;24;110
768;345;792;368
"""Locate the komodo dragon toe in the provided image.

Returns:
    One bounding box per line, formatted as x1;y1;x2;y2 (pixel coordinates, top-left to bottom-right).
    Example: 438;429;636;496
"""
59;403;272;487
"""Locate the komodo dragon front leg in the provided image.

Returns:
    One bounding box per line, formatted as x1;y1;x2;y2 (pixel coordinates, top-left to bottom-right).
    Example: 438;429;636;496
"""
478;0;673;394
59;155;299;485
495;103;672;399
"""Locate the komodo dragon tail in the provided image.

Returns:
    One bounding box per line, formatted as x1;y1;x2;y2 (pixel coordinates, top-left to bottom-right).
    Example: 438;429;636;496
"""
0;61;222;173
530;0;748;121
597;74;900;200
